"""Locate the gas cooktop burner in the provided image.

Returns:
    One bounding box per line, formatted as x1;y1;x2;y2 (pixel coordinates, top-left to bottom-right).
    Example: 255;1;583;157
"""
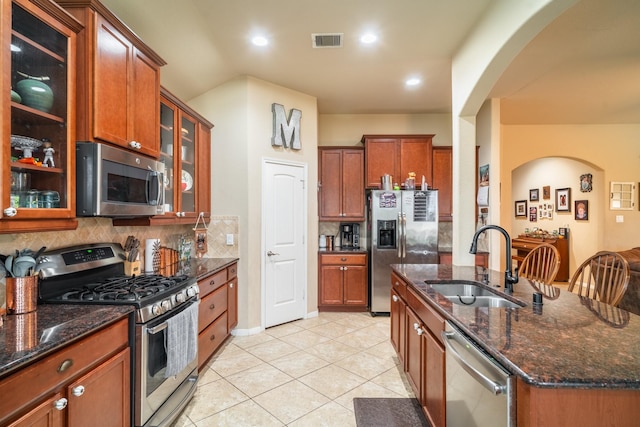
59;274;190;302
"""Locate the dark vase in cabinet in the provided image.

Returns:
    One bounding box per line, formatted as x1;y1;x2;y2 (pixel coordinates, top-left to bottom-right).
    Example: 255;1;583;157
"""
318;147;365;221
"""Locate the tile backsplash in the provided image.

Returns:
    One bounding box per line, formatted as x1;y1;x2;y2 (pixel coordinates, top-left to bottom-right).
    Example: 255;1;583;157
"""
0;215;239;308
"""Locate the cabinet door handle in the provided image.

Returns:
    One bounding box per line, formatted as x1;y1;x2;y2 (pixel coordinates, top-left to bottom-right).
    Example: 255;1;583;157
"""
413;322;419;330
229;282;234;288
341;257;347;261
392;295;399;302
209;304;216;310
210;334;216;341
54;397;68;410
72;385;85;397
416;327;424;336
209;279;216;286
57;359;73;373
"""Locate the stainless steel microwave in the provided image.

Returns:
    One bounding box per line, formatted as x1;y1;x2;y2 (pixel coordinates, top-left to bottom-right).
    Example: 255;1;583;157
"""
76;142;165;217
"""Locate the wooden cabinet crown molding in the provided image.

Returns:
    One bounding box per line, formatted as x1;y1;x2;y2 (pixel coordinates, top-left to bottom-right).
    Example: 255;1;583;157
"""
360;134;436;143
54;0;166;65
161;86;214;129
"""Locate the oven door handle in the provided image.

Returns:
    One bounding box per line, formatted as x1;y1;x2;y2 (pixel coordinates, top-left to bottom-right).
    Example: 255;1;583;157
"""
148;322;168;334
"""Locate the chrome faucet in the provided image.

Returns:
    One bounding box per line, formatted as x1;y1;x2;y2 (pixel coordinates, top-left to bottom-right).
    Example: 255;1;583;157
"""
469;225;519;292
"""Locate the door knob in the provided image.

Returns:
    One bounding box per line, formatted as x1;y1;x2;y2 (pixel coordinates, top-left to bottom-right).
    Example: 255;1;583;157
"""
267;250;280;256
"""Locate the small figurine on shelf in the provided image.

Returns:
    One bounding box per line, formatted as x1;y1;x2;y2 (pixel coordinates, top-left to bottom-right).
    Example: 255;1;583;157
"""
42;141;54;167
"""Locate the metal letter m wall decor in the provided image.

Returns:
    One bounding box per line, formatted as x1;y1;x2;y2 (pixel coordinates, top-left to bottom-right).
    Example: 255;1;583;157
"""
271;103;302;150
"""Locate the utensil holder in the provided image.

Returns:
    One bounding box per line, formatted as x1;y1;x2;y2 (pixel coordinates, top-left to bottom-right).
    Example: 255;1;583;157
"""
124;260;141;276
6;276;38;314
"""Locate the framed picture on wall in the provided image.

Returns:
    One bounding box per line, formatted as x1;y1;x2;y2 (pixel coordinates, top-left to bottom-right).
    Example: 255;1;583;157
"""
529;206;537;222
529;188;539;201
543;186;551;200
556;188;571;212
575;200;588;220
515;200;527;217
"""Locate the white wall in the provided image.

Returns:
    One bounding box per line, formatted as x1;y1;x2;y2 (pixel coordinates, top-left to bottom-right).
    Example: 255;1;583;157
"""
189;76;318;330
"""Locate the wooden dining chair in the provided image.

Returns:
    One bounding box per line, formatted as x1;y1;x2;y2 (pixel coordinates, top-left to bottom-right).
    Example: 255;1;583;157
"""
568;251;630;306
519;243;561;285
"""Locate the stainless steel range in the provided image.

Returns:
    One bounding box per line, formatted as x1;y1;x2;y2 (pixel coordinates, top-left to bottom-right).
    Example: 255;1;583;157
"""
38;243;200;427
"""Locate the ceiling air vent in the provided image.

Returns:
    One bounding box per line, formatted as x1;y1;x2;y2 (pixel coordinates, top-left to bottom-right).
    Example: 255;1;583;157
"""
312;33;343;48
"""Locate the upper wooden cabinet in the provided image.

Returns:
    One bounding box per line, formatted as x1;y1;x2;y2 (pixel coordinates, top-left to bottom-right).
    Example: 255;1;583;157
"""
113;87;213;226
1;0;83;233
56;0;166;158
432;147;452;221
318;147;365;221
361;134;434;189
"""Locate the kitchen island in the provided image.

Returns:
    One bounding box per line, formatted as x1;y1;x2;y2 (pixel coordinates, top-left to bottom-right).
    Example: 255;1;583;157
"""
391;263;640;427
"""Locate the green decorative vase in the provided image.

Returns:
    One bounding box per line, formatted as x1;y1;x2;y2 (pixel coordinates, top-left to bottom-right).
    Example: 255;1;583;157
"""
15;78;54;113
11;89;21;103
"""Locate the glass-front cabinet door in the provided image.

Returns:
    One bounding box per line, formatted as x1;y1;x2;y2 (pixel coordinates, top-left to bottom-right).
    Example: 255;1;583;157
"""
160;95;197;218
3;0;81;231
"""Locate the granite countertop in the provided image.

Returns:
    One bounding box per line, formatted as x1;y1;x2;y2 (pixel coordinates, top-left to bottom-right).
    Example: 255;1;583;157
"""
318;247;367;254
392;263;640;390
190;257;239;279
0;305;133;379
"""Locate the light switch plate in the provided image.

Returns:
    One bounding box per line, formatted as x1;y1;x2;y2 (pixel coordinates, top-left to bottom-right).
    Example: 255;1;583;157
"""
616;215;624;223
226;234;234;245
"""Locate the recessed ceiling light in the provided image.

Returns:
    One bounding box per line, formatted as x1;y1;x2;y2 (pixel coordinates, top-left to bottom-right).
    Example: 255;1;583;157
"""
405;77;421;87
251;36;269;46
360;33;377;44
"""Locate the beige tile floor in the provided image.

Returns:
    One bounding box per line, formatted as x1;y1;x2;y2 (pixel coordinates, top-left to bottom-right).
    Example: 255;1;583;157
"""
173;312;414;426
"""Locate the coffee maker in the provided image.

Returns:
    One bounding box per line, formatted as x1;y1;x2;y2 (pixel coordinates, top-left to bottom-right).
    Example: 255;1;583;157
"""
340;223;360;249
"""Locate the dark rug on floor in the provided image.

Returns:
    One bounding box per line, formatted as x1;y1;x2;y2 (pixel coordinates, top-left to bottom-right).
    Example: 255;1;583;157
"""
353;398;430;427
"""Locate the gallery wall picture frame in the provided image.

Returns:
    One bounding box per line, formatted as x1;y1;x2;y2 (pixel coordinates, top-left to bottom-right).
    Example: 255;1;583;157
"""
529;206;537;222
556;188;571;212
575;200;588;220
580;173;593;192
515;200;527;217
543;186;551;200
529;188;539;201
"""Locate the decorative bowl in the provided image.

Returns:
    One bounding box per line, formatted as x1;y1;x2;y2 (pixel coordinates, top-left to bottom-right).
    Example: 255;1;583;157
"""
11;135;43;158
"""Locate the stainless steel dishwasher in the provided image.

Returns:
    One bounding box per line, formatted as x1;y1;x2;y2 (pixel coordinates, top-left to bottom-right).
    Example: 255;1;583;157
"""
442;321;515;427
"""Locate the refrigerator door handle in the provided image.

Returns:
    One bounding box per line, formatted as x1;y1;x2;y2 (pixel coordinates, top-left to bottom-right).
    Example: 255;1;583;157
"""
397;212;402;258
402;213;407;258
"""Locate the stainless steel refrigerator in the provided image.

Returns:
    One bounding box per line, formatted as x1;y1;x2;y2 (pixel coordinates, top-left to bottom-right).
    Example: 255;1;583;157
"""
367;190;438;314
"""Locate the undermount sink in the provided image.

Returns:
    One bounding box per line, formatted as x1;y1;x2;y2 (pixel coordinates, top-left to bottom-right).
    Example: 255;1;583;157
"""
428;283;524;309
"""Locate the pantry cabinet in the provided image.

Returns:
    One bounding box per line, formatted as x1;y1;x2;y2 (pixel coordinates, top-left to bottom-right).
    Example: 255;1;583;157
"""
197;262;238;370
361;135;433;189
56;0;166;158
1;0;82;233
391;273;446;427
318;147;365;221
0;318;130;426
318;253;368;311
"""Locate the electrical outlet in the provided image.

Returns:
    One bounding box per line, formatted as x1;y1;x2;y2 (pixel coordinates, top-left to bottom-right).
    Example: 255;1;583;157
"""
226;234;234;245
616;215;624;223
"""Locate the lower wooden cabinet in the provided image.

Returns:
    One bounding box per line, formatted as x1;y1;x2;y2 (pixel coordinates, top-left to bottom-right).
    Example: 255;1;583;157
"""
391;274;446;427
318;253;368;311
0;319;130;427
197;261;238;370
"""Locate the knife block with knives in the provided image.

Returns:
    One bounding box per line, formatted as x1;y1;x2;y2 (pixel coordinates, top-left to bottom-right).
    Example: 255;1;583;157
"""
124;236;141;276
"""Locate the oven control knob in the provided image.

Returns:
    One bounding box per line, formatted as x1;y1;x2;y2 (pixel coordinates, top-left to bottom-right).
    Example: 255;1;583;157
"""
152;304;162;316
161;300;171;311
187;286;197;298
176;292;186;303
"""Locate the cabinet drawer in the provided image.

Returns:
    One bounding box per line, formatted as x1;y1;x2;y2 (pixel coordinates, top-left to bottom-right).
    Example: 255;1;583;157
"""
0;319;128;424
198;285;228;332
228;263;237;280
198;269;227;299
407;287;444;343
391;271;407;299
320;254;366;265
198;312;228;369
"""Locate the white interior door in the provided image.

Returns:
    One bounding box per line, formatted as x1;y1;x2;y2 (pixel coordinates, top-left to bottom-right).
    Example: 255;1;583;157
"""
263;159;307;328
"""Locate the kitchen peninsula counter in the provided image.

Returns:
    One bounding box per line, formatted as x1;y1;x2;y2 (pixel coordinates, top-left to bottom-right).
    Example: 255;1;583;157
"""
392;263;640;389
0;305;133;379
